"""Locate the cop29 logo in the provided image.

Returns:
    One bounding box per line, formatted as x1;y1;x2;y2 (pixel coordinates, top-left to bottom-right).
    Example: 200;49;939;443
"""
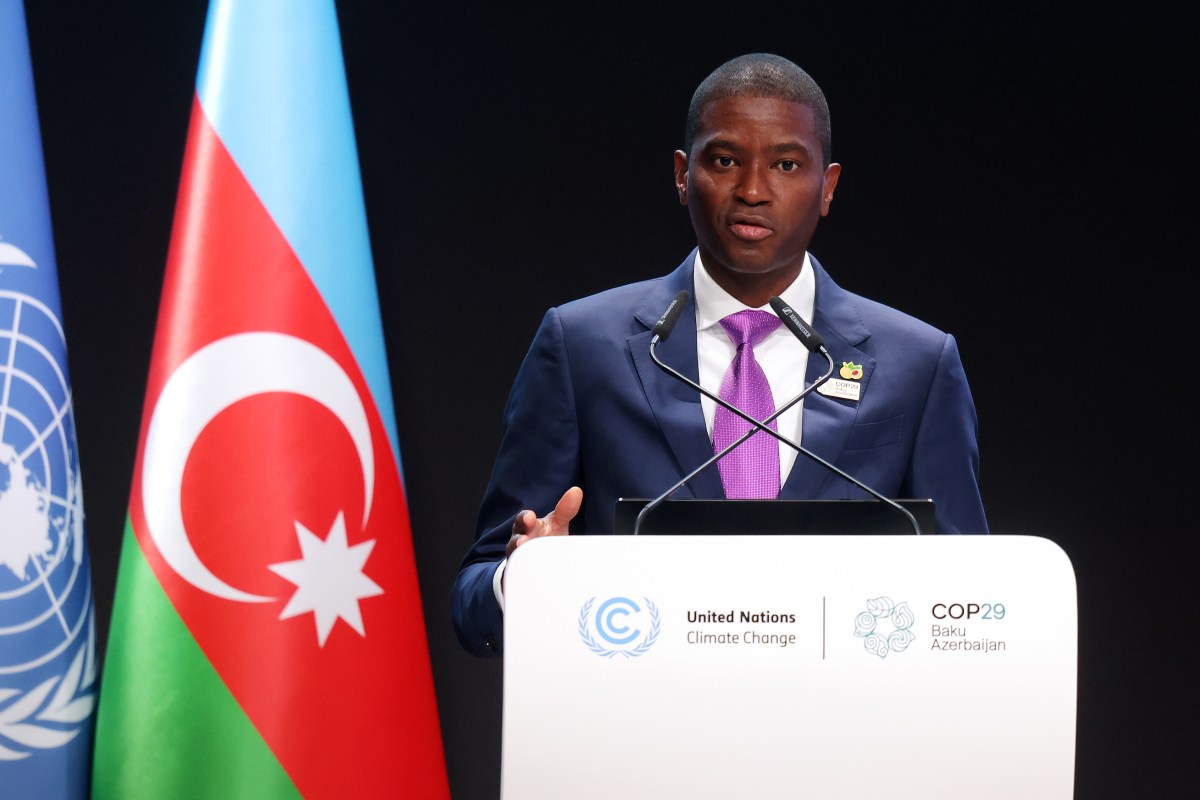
578;596;660;658
853;596;916;659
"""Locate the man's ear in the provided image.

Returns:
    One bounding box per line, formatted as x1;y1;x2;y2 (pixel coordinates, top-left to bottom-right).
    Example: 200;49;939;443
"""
820;162;842;216
673;149;689;206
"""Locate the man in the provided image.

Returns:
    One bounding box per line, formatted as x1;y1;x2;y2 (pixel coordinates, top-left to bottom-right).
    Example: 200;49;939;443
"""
452;53;987;657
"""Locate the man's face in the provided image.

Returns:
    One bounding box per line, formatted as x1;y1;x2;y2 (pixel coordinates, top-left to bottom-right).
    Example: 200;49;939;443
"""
674;96;840;292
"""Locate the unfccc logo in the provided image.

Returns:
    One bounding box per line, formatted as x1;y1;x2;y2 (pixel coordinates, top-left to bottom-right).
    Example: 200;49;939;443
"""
578;596;660;658
853;596;916;659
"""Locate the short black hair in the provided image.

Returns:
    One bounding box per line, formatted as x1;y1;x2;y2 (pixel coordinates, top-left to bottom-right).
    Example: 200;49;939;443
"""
684;53;832;167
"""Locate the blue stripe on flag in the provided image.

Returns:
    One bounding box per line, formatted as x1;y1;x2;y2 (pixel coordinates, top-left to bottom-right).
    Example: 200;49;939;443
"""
193;0;403;472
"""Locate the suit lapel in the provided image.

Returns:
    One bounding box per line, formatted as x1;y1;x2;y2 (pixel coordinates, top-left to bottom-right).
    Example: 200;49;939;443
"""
781;256;874;499
628;255;725;499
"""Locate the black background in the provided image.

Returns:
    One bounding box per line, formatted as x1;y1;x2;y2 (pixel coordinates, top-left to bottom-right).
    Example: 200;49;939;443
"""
24;2;1196;798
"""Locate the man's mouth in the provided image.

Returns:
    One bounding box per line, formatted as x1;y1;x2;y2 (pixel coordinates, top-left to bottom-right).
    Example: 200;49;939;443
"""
729;221;773;241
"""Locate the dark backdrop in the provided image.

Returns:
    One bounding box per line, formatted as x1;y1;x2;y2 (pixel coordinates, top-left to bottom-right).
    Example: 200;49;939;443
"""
25;2;1195;798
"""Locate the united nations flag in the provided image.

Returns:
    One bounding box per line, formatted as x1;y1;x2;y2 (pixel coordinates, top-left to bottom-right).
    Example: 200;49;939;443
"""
0;1;97;797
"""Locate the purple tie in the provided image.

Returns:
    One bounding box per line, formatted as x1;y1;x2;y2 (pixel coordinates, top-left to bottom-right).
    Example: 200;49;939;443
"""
712;310;782;499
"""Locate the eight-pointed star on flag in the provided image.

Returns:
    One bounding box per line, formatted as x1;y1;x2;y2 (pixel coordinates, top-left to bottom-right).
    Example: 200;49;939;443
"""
269;512;383;646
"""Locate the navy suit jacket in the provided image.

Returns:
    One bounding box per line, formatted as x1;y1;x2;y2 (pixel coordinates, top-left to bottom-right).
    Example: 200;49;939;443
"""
452;252;987;656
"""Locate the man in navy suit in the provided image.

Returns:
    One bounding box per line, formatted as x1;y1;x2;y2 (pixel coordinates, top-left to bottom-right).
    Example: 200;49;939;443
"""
452;53;988;657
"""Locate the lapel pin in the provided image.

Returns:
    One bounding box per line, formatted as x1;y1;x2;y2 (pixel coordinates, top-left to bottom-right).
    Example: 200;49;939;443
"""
818;360;864;402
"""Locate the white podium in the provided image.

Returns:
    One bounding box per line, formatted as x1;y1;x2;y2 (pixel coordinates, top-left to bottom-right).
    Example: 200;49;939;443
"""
502;535;1076;799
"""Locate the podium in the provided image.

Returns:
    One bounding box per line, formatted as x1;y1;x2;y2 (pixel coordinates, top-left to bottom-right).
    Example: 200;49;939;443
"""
502;534;1076;799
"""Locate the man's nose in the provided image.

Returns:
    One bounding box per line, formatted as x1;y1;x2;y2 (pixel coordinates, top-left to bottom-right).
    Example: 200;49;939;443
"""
734;162;770;205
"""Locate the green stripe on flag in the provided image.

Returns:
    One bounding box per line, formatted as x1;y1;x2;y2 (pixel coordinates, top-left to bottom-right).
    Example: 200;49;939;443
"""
92;518;301;799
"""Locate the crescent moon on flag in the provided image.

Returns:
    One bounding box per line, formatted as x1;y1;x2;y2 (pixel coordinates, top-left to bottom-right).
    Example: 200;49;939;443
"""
141;332;374;603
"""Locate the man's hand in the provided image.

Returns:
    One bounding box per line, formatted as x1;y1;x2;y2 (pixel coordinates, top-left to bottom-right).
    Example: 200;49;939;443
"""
505;486;583;559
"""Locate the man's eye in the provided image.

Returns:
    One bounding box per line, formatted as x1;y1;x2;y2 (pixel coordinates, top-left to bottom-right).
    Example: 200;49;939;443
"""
715;155;735;167
778;160;798;171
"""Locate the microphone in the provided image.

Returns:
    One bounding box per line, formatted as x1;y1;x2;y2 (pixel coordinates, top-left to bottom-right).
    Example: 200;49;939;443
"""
768;296;826;355
652;289;689;344
633;293;923;536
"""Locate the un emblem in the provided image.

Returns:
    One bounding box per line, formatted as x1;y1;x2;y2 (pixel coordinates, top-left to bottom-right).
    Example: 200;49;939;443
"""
578;596;660;658
0;289;95;760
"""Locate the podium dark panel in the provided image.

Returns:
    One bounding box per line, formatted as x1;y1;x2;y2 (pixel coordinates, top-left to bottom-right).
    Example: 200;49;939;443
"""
613;498;935;536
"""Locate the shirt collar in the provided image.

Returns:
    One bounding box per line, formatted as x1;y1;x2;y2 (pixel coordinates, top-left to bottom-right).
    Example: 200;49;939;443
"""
693;251;816;332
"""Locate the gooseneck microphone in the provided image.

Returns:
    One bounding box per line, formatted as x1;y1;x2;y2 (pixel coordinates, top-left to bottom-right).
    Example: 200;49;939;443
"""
634;290;834;534
768;296;826;355
633;291;923;536
652;289;690;344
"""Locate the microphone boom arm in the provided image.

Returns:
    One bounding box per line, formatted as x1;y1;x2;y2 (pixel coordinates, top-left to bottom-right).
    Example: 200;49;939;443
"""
636;339;923;537
633;340;832;535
